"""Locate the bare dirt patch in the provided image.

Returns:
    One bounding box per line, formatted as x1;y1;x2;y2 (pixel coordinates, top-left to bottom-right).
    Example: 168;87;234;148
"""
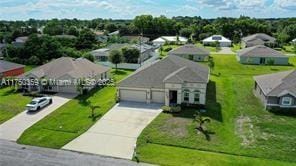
236;116;255;147
160;117;189;138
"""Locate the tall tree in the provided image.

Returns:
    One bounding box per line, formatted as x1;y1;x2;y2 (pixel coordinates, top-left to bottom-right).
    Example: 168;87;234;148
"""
76;29;96;49
109;50;123;71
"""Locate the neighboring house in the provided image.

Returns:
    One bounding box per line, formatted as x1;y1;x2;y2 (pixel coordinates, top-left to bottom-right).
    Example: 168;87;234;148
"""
21;57;110;94
91;43;154;64
122;36;150;44
0;60;25;78
237;45;289;65
254;70;296;110
15;36;29;43
202;35;232;47
90;48;110;62
168;44;210;61
94;31;108;42
152;36;188;45
118;55;209;106
12;36;29;47
108;30;120;36
241;33;276;48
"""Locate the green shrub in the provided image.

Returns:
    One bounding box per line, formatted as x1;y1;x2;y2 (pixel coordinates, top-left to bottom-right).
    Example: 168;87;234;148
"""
161;106;171;112
164;47;172;52
23;92;44;97
161;105;182;113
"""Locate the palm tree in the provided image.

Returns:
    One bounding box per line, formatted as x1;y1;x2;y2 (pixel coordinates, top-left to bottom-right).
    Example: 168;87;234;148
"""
193;110;211;132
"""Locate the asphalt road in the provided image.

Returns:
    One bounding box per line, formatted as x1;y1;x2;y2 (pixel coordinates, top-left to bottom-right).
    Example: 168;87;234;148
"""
0;139;146;166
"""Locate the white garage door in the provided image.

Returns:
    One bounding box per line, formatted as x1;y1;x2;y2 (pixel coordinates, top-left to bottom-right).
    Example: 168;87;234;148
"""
151;91;165;103
120;89;147;103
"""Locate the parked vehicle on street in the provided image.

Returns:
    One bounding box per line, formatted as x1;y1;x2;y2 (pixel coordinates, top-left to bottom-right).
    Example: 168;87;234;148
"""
26;97;52;111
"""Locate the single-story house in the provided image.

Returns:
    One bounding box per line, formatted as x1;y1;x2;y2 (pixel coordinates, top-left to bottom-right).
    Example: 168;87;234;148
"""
168;44;210;61
108;30;120;36
91;43;154;64
12;36;29;47
202;35;232;47
90;48;110;62
0;60;25;78
237;45;289;65
152;36;188;46
254;70;296;110
122;36;150;44
241;33;276;48
118;55;209;106
94;31;108;42
20;57;110;94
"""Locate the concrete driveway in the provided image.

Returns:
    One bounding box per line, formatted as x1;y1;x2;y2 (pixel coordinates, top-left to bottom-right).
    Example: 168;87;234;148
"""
0;93;76;141
63;102;162;159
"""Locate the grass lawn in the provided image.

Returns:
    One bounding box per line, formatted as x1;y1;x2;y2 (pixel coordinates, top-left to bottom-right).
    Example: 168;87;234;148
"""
138;144;295;166
24;65;36;72
136;55;296;165
0;87;32;124
160;45;180;57
282;45;295;54
17;69;133;148
196;43;217;52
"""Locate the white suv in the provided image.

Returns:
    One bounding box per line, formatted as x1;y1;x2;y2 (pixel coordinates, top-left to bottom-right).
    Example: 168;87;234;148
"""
26;97;52;111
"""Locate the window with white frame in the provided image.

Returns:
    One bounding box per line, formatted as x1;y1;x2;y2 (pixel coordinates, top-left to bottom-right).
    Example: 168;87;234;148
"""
282;97;292;106
194;90;200;103
183;89;189;102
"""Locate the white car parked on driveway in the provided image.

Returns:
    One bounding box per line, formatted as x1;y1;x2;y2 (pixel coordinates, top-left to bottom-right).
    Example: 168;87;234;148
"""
26;97;52;111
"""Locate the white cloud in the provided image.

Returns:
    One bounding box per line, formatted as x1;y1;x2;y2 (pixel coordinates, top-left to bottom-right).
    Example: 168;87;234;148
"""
198;0;267;10
273;0;296;10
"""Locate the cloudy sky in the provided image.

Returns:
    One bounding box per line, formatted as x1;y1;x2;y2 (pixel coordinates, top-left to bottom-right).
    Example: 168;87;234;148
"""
0;0;295;20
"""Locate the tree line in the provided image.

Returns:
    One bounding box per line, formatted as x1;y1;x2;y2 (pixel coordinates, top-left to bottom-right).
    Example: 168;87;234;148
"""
0;15;295;65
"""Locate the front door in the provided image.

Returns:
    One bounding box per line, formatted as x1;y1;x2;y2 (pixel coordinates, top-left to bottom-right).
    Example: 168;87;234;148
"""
260;58;266;64
169;90;178;105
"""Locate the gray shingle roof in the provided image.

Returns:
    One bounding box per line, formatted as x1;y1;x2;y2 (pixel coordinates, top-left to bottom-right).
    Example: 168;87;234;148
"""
238;45;286;58
168;44;210;56
0;60;24;73
22;57;110;79
242;33;276;43
254;70;296;97
119;55;209;89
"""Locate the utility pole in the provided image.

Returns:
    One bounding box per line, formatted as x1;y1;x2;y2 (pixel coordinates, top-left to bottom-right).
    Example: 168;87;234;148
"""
139;31;143;67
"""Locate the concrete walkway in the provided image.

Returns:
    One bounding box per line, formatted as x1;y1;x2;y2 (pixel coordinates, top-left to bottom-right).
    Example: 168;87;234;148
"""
0;93;76;141
63;102;162;159
0;139;147;166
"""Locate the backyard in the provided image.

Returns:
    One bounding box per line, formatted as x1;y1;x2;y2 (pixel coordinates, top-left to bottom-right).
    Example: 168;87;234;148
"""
136;55;296;165
17;69;133;148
